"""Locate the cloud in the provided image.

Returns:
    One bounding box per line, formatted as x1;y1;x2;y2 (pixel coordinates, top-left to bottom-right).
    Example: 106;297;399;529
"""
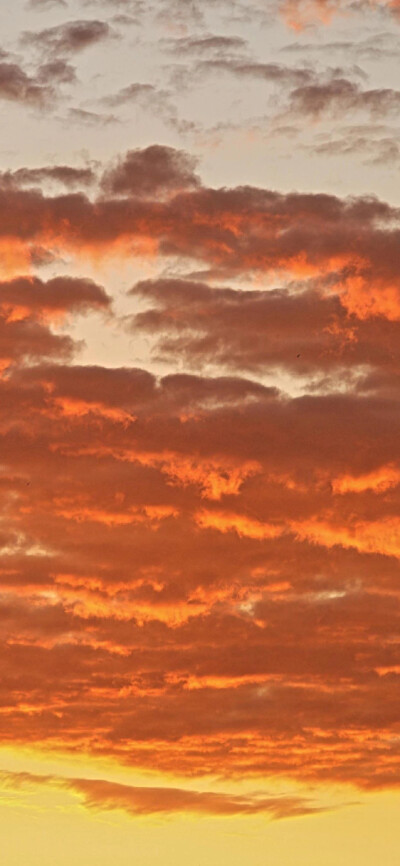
302;126;400;167
161;34;248;56
0;165;96;189
0;62;54;107
0;275;109;368
101;145;200;198
193;58;317;88
68;107;118;125
102;82;158;108
280;0;400;30
129;277;400;376
36;60;77;85
288;78;400;119
0;156;399;320
0;275;110;320
102;83;193;133
0;770;323;819
281;32;400;61
22;20;113;58
0;146;399;792
0;314;74;364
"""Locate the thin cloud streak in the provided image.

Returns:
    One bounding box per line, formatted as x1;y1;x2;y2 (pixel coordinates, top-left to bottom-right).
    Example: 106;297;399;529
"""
0;771;325;819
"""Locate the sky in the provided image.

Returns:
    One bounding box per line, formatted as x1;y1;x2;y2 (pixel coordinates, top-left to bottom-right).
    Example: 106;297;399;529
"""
1;0;400;863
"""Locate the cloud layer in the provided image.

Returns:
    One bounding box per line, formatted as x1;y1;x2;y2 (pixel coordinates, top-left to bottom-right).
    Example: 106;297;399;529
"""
0;146;398;794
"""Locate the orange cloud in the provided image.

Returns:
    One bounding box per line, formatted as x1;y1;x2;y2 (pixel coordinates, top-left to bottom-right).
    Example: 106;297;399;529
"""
293;517;400;558
280;0;400;29
0;167;397;326
0;150;400;794
0;770;323;819
196;509;283;539
332;464;400;494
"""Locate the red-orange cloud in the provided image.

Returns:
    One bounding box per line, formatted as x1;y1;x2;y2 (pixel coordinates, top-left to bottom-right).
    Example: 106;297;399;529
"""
0;149;399;792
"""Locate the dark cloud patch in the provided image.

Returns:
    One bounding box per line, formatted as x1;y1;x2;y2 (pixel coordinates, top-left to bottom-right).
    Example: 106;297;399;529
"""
197;58;316;88
289;79;400;119
0;316;74;364
101;146;200;198
22;19;113;58
0;62;54;108
0;173;400;319
129;277;400;377
0;275;109;366
36;60;77;85
0;165;96;190
0;275;110;319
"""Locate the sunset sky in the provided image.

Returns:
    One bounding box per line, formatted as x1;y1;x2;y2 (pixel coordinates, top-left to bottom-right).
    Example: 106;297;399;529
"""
1;0;400;863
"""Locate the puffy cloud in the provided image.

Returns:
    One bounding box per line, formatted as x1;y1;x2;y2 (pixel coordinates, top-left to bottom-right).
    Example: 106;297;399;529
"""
0;315;73;364
101;145;200;198
0;163;399;325
0;275;110;320
0;275;109;365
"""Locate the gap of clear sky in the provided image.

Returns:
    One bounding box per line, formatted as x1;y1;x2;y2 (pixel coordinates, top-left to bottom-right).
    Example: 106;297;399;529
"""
1;0;400;864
